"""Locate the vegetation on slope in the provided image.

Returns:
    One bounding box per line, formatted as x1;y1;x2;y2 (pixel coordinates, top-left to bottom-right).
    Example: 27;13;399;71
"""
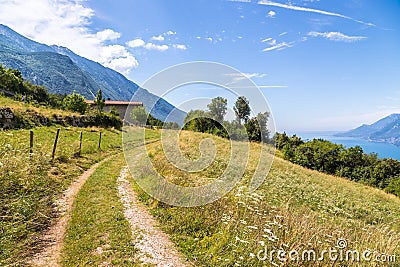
130;130;399;266
0;126;122;265
276;132;400;197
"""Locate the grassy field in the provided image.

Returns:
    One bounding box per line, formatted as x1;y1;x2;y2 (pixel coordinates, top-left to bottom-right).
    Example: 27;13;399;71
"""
129;130;400;266
0;126;122;266
61;153;138;266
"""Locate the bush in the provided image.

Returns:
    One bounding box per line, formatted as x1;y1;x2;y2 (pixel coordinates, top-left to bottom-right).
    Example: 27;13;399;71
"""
62;91;88;114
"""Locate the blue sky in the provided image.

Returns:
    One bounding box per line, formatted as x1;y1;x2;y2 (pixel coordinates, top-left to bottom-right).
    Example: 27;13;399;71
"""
0;0;399;132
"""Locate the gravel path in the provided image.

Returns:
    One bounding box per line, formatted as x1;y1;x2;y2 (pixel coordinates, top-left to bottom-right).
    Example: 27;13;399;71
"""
117;167;189;267
28;156;114;267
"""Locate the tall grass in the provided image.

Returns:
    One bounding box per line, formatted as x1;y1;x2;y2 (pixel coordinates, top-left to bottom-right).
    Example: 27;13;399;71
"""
0;126;122;266
130;130;400;266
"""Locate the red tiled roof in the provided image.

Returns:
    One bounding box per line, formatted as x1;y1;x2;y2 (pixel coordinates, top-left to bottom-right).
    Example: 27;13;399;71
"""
85;100;143;105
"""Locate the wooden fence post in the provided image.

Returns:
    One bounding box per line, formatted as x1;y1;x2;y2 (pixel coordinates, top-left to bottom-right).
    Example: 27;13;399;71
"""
98;132;102;150
52;128;60;161
79;131;83;156
29;130;34;158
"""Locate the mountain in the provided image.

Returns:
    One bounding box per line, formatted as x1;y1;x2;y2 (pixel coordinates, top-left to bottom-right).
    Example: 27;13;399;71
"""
0;24;185;124
336;114;400;146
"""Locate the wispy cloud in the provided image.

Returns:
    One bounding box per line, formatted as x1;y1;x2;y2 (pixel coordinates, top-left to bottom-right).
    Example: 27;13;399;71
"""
261;37;273;42
164;30;176;36
173;44;187;50
263;41;293;52
257;0;375;27
228;0;252;3
308;31;367;42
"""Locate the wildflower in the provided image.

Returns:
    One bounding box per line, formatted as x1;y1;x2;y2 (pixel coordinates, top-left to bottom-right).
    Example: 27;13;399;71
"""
249;253;255;258
0;162;3;168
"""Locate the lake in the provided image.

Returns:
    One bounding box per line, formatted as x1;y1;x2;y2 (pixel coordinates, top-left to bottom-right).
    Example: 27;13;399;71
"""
289;131;400;161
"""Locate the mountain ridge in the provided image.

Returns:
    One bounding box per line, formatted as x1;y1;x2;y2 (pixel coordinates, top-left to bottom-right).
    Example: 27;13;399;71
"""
0;24;185;124
336;113;400;146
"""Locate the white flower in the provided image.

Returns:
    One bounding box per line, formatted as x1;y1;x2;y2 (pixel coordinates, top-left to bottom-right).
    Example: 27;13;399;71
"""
0;162;3;168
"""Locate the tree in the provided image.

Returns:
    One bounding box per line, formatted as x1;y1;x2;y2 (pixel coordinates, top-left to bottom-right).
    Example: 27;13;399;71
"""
130;106;148;125
62;90;88;114
234;96;251;124
94;89;105;114
207;97;227;122
183;109;212;133
245;112;270;143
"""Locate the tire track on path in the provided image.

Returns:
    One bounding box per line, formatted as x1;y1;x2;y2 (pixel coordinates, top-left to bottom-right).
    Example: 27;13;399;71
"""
29;155;116;267
117;166;190;267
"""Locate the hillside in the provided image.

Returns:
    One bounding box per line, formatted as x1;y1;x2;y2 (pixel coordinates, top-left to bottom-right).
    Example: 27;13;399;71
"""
1;122;399;265
128;129;400;266
0;24;186;124
336;113;400;146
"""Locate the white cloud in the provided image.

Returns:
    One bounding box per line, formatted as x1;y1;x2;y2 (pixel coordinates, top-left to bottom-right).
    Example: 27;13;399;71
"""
99;45;129;62
0;0;138;75
127;39;146;48
268;39;277;46
225;72;267;85
99;45;138;75
308;31;367;42
228;0;252;2
267;10;276;17
257;0;375;26
127;38;186;52
143;43;169;51
279;31;287;36
96;29;121;41
164;30;176;36
151;35;165;41
173;44;187;50
206;37;213;42
263;41;293;52
261;37;273;42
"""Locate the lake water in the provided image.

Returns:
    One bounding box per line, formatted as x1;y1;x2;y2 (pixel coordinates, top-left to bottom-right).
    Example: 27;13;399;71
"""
289;132;400;161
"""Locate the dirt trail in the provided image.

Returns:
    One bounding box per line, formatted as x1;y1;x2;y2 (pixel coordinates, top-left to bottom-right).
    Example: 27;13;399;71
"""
117;167;189;267
29;156;114;267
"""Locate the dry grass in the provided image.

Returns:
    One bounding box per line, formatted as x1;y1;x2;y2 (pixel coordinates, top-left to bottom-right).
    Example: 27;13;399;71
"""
130;129;400;266
0;95;79;117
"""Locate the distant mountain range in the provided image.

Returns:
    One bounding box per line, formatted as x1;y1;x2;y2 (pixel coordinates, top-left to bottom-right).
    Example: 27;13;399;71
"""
0;24;185;124
336;114;400;146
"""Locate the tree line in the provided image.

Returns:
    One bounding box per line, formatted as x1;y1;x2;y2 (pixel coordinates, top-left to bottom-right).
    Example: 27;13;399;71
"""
275;133;400;197
182;96;271;143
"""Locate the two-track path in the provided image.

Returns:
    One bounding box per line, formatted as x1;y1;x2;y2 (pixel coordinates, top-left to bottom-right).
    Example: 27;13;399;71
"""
29;154;188;267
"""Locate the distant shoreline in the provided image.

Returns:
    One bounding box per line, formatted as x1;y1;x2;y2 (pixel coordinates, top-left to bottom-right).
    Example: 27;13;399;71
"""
286;131;400;161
